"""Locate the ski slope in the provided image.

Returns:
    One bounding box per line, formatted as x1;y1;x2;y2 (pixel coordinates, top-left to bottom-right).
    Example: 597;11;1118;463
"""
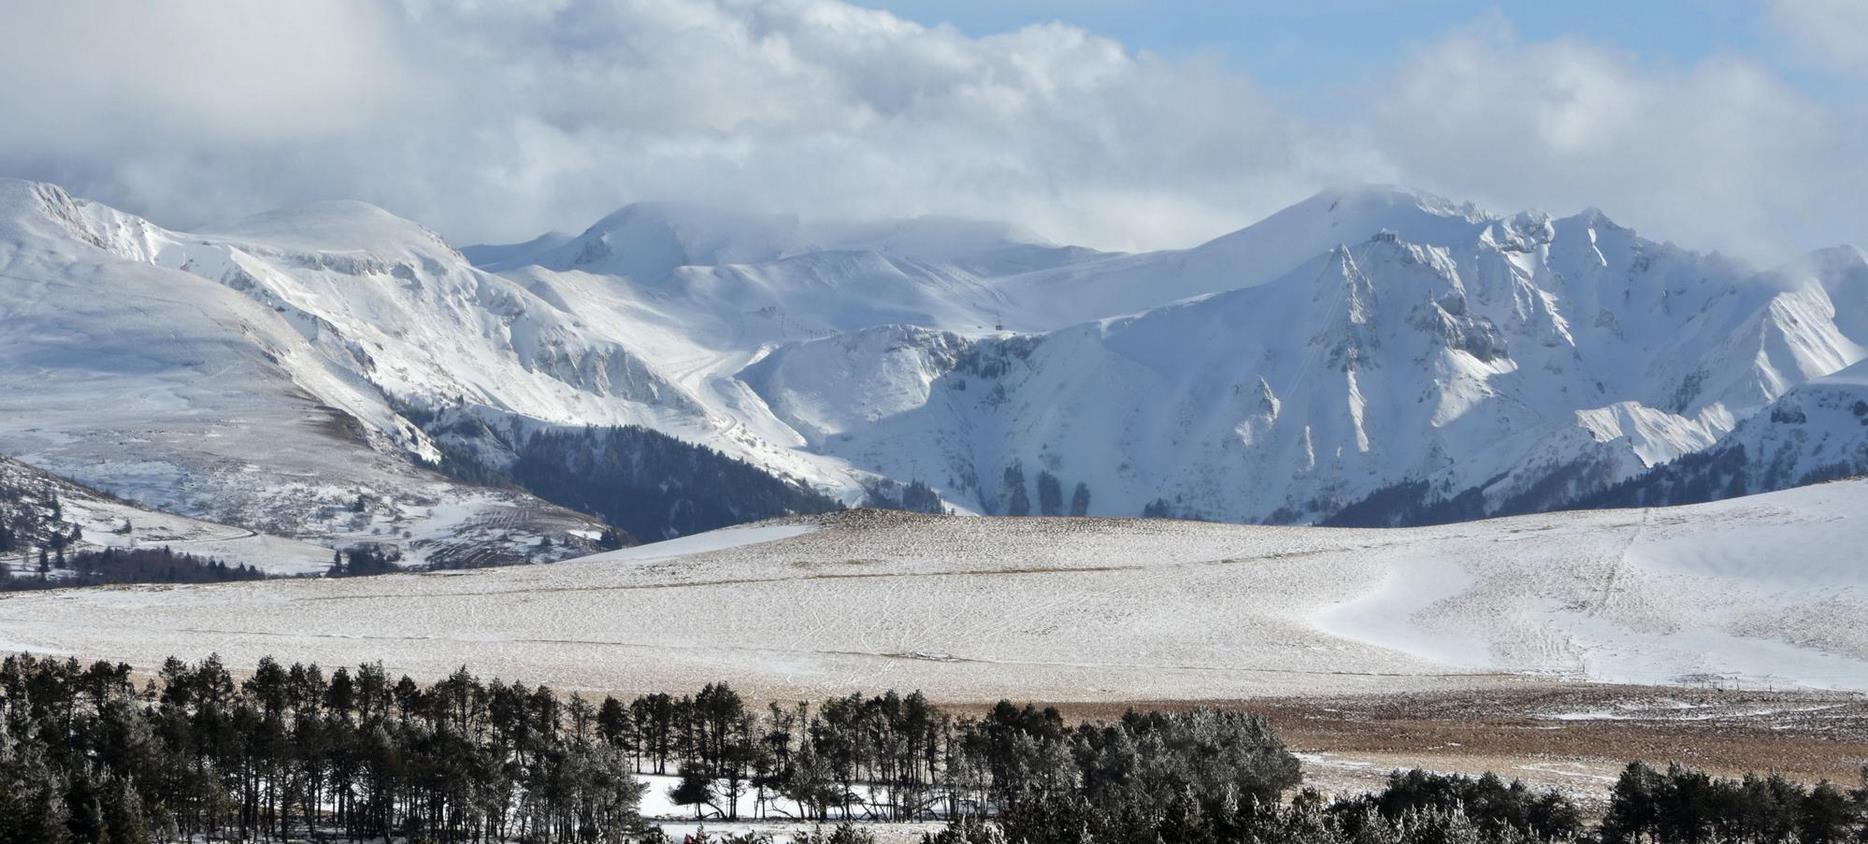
1;480;1862;701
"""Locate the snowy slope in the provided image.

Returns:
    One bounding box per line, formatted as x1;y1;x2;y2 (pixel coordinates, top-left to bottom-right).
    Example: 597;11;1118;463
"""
0;180;613;563
3;481;1864;700
986;186;1497;330
1565;247;1868;509
1734;357;1868;485
1584;354;1868;508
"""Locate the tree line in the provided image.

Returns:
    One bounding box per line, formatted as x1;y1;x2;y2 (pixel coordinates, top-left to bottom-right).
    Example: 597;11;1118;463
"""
0;546;266;591
0;652;1299;843
0;653;642;843
925;762;1868;844
3;651;1866;843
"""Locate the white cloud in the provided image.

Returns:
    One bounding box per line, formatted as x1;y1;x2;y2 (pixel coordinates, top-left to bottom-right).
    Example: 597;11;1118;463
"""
1770;0;1868;75
0;2;409;148
0;0;1862;263
1364;21;1866;260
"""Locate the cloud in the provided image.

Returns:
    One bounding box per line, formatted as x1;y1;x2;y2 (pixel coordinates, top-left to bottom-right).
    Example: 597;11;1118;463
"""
1770;0;1868;75
370;0;1365;251
0;2;409;151
1364;20;1867;260
0;0;1862;263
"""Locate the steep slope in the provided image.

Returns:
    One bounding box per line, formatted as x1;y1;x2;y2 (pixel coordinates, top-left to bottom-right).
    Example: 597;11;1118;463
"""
473;184;1868;524
1708;357;1868;487
1580;355;1868;509
487;187;1868;525
4;480;1865;699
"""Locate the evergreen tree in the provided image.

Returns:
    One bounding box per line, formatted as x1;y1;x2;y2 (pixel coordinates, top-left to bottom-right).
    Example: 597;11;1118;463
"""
62;776;104;844
670;765;717;820
1000;465;1030;517
1036;472;1063;517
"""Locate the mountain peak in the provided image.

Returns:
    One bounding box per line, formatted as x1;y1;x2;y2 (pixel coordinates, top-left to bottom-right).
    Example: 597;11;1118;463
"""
206;200;452;256
1802;243;1868;270
0;178;82;229
581;201;799;238
1176;184;1491;291
1564;205;1625;231
0;176;66;205
533;201;800;281
1301;184;1488;222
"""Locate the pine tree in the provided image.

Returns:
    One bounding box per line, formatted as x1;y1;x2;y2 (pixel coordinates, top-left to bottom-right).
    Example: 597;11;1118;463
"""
1001;465;1030;517
670;765;716;820
598;696;631;751
101;779;151;844
1036;471;1063;517
15;783;71;844
1801;782;1854;844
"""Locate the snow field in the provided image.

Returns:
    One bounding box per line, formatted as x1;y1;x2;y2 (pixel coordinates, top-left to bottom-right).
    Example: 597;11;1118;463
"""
2;481;1864;701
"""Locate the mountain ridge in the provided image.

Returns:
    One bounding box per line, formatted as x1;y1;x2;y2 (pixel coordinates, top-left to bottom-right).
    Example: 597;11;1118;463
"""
1;175;1862;553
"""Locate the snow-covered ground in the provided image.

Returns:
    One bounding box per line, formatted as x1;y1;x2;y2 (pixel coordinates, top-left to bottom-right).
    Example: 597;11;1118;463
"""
633;771;941;836
572;523;820;564
1;480;1863;700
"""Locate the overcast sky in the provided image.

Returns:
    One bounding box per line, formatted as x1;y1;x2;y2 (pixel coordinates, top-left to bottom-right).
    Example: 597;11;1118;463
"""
2;0;1864;263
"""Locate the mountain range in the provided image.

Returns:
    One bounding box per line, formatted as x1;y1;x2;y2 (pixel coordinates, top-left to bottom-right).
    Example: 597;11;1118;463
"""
1;177;1863;557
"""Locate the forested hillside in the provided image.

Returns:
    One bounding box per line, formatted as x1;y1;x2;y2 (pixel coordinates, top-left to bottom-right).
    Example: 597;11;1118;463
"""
421;415;844;542
0;464;78;563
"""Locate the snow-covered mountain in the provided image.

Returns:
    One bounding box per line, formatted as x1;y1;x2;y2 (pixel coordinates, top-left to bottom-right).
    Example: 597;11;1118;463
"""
1;176;1863;553
0;180;652;562
726;202;1868;522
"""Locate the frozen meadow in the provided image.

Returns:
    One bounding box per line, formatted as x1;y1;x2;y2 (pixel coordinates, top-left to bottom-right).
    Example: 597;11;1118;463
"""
1;479;1864;701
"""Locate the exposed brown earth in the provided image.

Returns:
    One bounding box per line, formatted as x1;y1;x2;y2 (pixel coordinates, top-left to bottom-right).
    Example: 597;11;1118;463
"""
1002;682;1868;808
